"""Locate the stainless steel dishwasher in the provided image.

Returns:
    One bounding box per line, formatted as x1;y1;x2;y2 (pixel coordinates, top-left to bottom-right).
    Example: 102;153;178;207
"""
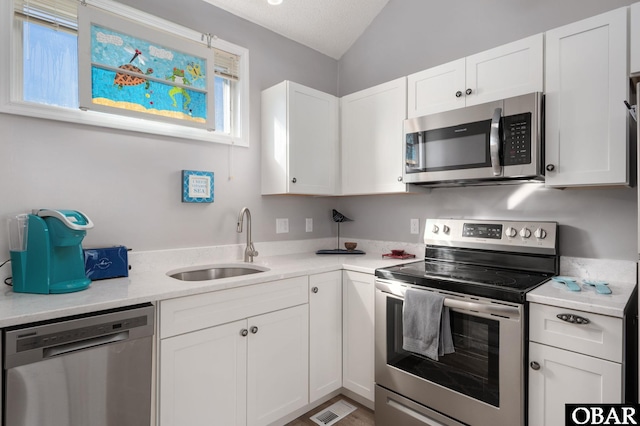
3;303;155;426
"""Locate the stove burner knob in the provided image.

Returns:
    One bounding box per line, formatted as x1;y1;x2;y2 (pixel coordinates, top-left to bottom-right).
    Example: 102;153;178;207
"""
534;228;547;239
442;225;450;234
520;227;532;239
432;225;439;233
505;227;517;238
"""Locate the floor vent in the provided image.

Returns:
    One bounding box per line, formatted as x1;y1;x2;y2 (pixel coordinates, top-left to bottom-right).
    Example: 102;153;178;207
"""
310;400;357;426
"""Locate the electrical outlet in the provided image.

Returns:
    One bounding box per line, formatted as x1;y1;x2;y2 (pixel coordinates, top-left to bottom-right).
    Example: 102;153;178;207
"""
305;218;313;232
276;218;289;234
410;218;420;235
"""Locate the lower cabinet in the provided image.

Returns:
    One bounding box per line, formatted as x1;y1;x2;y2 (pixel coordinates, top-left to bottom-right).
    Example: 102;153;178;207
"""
158;277;309;426
342;270;375;403
309;271;343;402
528;342;622;425
528;303;624;426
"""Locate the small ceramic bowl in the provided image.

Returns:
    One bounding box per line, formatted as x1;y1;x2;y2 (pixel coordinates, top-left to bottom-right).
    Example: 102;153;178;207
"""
344;242;357;251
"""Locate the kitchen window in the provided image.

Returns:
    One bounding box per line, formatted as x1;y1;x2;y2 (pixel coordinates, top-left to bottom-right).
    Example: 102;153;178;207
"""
0;0;250;146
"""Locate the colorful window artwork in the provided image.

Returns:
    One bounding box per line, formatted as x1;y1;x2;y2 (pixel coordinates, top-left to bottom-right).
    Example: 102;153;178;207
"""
79;5;215;130
89;25;208;125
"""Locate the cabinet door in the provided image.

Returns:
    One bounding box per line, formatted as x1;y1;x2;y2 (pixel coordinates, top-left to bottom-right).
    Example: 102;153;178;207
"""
465;34;543;107
261;81;338;195
407;58;466;117
529;342;622;426
288;82;339;195
309;271;342;402
341;77;407;195
631;3;640;75
545;7;628;187
247;304;309;426
160;319;248;426
342;270;375;403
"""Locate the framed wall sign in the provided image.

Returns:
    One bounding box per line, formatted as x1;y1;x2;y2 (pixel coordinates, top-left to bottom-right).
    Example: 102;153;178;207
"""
182;170;214;203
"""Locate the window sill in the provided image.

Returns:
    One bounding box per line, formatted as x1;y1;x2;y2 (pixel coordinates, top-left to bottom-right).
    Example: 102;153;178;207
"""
0;100;248;146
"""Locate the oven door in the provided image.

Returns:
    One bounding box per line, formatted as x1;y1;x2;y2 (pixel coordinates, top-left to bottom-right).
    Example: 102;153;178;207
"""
375;279;524;426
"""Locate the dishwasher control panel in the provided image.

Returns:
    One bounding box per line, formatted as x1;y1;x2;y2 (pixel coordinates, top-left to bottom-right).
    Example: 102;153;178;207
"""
15;314;148;352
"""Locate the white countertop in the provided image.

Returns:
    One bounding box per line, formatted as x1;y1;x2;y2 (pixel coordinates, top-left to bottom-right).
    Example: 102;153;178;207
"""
527;278;636;318
0;249;413;328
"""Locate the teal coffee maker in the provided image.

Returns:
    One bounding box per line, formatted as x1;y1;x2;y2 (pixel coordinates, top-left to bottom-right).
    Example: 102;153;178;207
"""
8;209;94;294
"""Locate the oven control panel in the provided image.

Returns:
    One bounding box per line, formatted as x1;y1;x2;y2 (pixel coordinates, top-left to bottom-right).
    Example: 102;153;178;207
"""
425;218;557;254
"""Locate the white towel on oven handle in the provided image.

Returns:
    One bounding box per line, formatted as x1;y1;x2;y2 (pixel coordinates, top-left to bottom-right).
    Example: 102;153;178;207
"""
402;288;455;361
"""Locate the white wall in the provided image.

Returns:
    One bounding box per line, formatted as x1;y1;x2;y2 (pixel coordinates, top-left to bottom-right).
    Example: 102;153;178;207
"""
336;0;638;260
0;0;339;259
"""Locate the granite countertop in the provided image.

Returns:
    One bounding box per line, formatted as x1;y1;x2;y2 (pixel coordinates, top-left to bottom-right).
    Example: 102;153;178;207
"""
527;278;636;318
0;249;414;328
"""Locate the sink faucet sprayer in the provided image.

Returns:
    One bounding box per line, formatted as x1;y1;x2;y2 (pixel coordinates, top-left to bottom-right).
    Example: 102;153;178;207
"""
237;207;258;262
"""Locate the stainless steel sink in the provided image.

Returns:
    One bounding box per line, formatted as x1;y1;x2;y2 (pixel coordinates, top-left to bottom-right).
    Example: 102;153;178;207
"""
168;264;269;281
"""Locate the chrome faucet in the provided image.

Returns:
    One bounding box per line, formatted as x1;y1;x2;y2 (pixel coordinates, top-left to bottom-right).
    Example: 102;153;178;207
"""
237;207;258;262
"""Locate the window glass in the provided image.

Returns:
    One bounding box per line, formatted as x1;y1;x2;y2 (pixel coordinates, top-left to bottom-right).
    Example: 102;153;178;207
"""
23;21;78;108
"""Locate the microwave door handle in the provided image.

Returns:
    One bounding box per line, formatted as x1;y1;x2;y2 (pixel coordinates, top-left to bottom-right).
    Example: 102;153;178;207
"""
418;132;425;170
490;107;502;176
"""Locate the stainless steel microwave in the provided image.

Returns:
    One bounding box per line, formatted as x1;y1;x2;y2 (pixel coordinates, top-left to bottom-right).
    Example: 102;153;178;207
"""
403;92;544;186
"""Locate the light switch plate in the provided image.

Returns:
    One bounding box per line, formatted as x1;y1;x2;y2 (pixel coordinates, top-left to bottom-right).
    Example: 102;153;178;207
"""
305;218;313;232
410;218;420;234
276;218;289;234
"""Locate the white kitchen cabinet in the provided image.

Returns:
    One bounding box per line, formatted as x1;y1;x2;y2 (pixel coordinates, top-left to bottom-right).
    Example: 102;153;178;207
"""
544;7;629;187
340;77;409;195
407;34;543;117
631;2;640;75
261;81;339;195
160;319;248;426
247;304;309;426
342;270;375;403
309;271;343;402
158;277;309;426
528;303;624;426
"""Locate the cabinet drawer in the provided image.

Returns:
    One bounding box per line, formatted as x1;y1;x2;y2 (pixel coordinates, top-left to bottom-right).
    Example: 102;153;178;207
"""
529;303;623;362
159;276;309;338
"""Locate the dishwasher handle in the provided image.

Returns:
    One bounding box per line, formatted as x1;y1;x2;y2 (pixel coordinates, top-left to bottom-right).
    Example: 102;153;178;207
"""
43;331;129;359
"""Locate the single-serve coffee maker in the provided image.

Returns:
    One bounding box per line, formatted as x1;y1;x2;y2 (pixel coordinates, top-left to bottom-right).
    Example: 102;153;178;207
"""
8;209;94;294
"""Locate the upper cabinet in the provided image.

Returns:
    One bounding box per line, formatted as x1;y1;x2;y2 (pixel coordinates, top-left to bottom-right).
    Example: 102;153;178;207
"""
261;81;339;195
341;77;411;195
631;2;640;76
544;7;629;187
407;34;544;117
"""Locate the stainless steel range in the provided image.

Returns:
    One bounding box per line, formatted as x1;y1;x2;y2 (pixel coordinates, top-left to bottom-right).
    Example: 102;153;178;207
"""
374;218;558;426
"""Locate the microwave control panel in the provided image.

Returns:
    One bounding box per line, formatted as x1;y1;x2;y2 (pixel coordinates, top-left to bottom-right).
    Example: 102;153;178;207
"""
502;112;531;166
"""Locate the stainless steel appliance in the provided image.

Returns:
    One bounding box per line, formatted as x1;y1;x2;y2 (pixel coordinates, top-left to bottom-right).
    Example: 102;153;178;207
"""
375;219;558;426
3;303;155;426
403;92;544;186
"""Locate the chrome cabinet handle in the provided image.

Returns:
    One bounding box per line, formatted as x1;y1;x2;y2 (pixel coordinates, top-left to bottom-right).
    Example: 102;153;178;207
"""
455;91;462;98
240;329;248;337
397;176;403;182
546;164;555;172
312;287;319;293
556;313;590;325
250;326;258;334
466;88;472;95
530;361;541;370
291;177;297;183
490;107;502;176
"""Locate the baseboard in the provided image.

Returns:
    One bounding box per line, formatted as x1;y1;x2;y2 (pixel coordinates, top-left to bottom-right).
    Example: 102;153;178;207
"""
267;389;343;426
339;387;375;411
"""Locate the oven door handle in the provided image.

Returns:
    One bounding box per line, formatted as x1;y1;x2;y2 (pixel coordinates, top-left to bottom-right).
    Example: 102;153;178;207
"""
443;298;520;318
376;280;520;319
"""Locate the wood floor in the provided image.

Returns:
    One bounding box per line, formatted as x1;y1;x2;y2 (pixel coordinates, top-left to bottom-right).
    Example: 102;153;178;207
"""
286;395;375;426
